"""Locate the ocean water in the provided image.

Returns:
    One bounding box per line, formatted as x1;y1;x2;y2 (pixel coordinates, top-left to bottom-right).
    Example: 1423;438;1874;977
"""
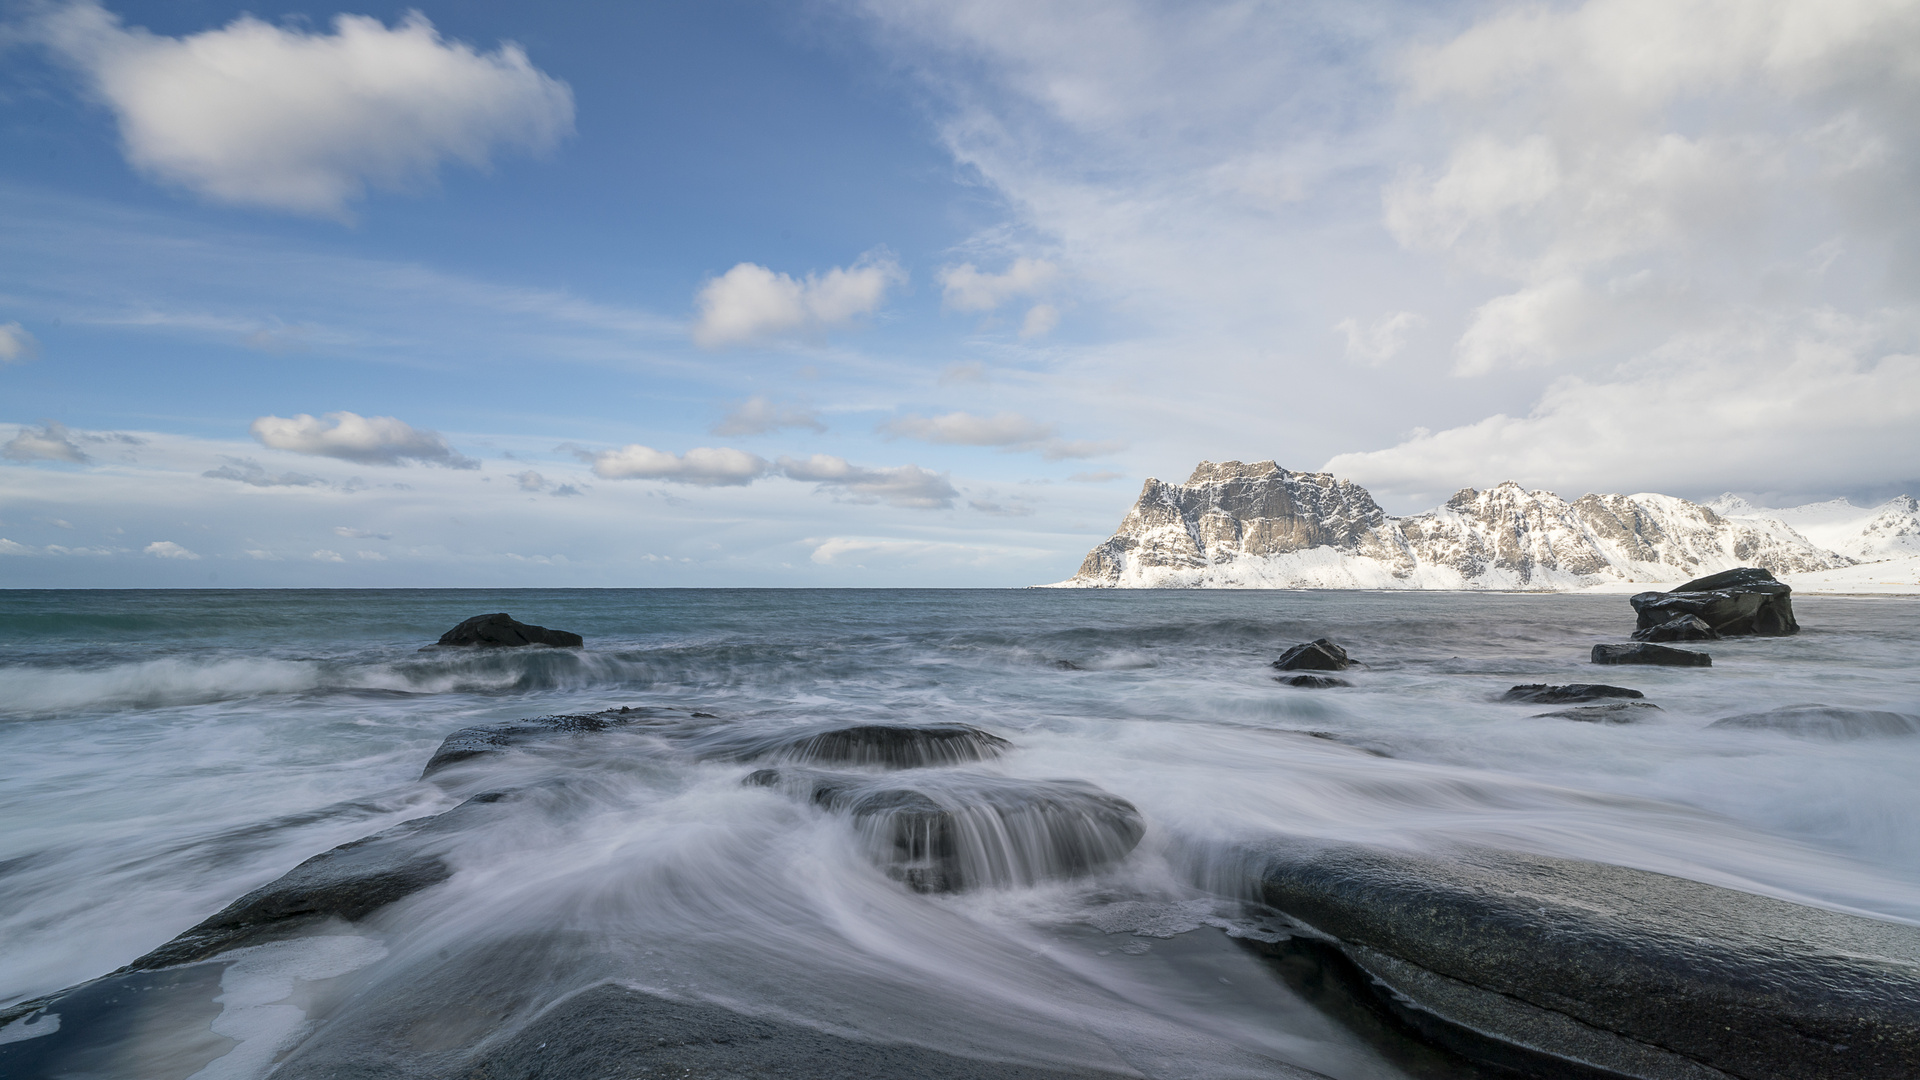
3;588;1918;1078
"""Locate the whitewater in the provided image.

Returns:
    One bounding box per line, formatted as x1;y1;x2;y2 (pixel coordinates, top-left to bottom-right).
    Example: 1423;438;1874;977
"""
3;588;1919;1079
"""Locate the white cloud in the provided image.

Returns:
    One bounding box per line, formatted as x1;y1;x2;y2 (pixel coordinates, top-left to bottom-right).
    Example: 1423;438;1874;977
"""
0;538;33;556
250;411;476;468
33;2;574;217
356;550;387;561
1020;303;1059;339
590;445;769;486
881;411;1056;446
144;540;198;559
809;536;1009;565
939;257;1058;312
4;422;90;464
333;526;391;540
711;396;827;436
514;470;547;492
691;252;904;347
777;455;958;508
1068;470;1124;483
311;549;345;563
0;322;38;364
202;457;326;487
1336;311;1423;365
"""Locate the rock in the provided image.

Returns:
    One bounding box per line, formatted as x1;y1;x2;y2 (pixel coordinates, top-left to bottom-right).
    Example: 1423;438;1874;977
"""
432;612;583;648
124;792;513;971
1500;683;1644;704
1709;704;1920;739
1630;566;1799;637
1592;642;1711;667
749;769;1144;892
1244;838;1920;1079
696;723;1013;770
421;708;668;778
1531;702;1663;723
1271;638;1356;671
1279;674;1350;688
1632;614;1721;643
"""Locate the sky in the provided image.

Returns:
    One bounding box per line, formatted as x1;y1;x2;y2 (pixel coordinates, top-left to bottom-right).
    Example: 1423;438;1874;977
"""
1;0;1916;587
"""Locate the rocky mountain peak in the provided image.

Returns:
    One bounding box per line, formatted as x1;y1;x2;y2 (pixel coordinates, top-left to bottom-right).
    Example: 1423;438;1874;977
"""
1185;459;1283;484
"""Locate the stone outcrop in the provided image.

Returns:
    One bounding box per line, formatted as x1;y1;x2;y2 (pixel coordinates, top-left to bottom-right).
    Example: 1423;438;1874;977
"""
1244;838;1920;1080
1279;674;1349;688
1592;643;1712;667
420;707;670;778
1049;462;1854;589
1500;684;1644;704
1631;567;1799;637
1633;614;1721;642
692;723;1014;769
432;612;583;648
1709;705;1920;739
1271;638;1356;671
1531;702;1662;723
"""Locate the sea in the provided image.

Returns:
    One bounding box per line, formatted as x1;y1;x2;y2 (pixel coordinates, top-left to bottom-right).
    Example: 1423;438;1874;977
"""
2;588;1918;1079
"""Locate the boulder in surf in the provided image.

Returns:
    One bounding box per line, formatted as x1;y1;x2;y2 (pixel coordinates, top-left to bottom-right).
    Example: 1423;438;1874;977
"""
1500;684;1643;704
1592;642;1711;667
1630;567;1799;637
1631;614;1720;643
1271;638;1356;672
432;613;583;648
1710;704;1920;739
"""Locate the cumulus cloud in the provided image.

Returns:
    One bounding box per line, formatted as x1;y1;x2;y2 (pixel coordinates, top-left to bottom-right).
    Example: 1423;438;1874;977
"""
589;445;769;486
1336;311;1423;365
4;421;90;464
777;454;958;508
251;411;477;468
692;252;903;347
144;540;198;559
710;396;827;436
939;257;1058;312
31;2;574;217
0;322;39;364
202;457;326;487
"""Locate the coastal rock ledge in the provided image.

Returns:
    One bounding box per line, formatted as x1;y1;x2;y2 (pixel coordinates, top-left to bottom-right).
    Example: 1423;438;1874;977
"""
1041;460;1852;590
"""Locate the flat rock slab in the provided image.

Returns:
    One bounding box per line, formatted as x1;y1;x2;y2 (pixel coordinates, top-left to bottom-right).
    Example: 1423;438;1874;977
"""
1278;674;1350;688
748;768;1143;892
1710;704;1920;739
1531;702;1663;723
432;612;583;648
1632;614;1720;643
1502;684;1644;705
420;707;677;778
1246;838;1920;1079
694;722;1013;769
1593;643;1711;667
1272;638;1357;671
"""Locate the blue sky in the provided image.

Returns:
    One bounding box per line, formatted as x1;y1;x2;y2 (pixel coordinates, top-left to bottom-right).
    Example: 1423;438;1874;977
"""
3;0;1918;586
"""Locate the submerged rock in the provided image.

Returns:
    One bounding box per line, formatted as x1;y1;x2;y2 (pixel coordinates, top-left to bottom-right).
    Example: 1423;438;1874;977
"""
1279;674;1350;688
1632;614;1721;643
1592;642;1712;667
1500;683;1644;704
1709;704;1920;739
421;708;668;778
699;723;1013;770
749;769;1143;892
1531;702;1663;723
1245;838;1920;1080
432;612;583;649
1630;566;1799;637
1272;638;1356;672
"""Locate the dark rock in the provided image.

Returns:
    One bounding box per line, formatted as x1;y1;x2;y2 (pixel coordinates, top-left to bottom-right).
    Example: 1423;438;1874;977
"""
1531;701;1663;723
123;793;512;971
1592;642;1711;667
1631;614;1721;643
1279;674;1350;688
421;708;667;778
1246;838;1920;1080
1709;704;1920;739
1630;566;1799;637
1271;638;1356;671
1501;683;1644;704
432;612;583;648
698;723;1013;770
750;769;1143;892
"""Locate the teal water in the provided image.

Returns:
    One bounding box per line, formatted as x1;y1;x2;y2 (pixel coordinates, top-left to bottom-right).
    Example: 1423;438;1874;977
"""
3;589;1918;1078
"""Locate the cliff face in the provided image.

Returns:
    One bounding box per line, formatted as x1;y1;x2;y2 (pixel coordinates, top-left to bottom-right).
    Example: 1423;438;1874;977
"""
1053;462;1856;590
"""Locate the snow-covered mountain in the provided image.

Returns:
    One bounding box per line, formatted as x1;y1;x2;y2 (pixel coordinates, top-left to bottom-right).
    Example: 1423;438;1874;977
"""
1046;461;1900;590
1710;493;1920;563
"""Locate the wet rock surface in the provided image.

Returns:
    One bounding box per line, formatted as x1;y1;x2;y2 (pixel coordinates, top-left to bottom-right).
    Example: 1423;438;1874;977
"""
420;708;670;778
1709;704;1920;739
1246;838;1920;1080
1592;642;1712;667
431;612;583;649
696;722;1013;769
748;768;1145;892
1531;701;1663;723
1272;638;1356;671
1501;683;1644;705
1279;674;1350;688
1632;614;1721;642
1631;567;1799;637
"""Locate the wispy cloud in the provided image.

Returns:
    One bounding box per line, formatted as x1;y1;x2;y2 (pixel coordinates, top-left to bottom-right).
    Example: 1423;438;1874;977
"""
4;422;90;464
711;396;827;436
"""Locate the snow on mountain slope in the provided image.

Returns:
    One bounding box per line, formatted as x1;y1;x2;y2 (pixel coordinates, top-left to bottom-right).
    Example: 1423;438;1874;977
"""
1719;495;1920;562
1048;461;1857;590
